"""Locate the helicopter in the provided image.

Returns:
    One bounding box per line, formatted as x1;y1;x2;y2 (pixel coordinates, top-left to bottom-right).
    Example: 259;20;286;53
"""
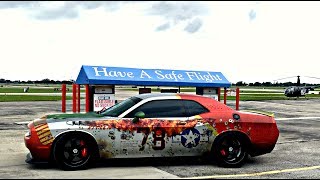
274;76;320;98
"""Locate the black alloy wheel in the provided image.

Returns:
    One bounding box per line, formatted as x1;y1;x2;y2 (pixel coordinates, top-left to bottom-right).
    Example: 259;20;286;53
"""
212;133;248;167
53;133;97;170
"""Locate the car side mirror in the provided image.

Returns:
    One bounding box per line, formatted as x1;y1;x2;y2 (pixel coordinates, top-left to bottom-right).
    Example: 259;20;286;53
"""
132;111;145;123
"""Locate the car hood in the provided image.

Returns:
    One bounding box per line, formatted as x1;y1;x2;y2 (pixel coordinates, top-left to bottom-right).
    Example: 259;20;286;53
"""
32;112;115;126
45;112;104;120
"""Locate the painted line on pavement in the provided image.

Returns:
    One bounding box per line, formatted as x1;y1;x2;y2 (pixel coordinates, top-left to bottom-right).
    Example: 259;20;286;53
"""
14;121;30;125
185;165;320;179
275;117;320;121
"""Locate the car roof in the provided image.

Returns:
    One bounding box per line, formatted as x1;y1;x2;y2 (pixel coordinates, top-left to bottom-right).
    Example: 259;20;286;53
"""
130;92;233;112
133;93;199;100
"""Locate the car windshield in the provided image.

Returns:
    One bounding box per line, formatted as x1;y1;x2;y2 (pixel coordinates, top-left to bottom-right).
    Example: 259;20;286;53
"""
100;96;142;117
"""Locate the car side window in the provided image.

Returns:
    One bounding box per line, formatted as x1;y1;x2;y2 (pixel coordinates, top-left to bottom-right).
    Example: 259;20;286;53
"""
182;100;209;116
124;99;187;118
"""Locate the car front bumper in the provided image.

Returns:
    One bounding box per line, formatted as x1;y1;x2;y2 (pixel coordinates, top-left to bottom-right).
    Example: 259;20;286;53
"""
24;122;52;162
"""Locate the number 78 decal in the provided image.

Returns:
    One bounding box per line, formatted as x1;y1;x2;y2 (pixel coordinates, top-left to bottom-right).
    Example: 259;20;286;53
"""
137;127;165;151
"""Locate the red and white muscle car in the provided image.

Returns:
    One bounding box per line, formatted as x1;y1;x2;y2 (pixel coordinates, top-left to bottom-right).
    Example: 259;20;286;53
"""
24;93;279;170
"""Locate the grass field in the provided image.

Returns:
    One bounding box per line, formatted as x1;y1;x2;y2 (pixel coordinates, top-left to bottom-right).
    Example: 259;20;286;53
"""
0;87;85;93
0;85;83;102
0;95;73;102
0;85;319;102
226;94;320;101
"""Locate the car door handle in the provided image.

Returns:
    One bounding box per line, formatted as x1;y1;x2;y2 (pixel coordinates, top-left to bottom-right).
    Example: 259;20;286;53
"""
177;121;187;125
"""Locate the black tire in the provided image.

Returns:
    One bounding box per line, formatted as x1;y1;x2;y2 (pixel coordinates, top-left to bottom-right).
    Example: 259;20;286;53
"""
211;132;248;168
52;132;98;170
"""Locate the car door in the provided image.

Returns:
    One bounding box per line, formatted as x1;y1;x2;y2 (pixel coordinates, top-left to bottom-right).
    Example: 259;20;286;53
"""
120;98;191;158
179;100;215;156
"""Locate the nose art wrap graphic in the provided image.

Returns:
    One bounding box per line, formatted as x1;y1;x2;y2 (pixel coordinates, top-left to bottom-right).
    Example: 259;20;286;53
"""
35;123;54;145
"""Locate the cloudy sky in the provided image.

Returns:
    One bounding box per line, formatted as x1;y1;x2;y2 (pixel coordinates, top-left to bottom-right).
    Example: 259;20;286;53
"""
1;1;320;84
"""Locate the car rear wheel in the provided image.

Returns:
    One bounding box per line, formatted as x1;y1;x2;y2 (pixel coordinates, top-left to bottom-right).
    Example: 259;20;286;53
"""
53;133;97;170
212;132;248;167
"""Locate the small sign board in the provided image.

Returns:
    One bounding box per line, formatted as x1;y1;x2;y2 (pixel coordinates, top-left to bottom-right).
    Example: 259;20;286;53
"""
227;89;236;96
93;94;115;111
94;85;114;93
203;94;218;101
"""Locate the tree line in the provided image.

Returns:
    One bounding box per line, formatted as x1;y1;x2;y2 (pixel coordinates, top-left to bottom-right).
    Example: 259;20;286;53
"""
1;78;319;87
232;81;320;87
0;78;74;85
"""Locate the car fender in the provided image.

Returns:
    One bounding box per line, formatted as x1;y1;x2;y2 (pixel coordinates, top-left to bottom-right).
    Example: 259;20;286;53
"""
51;129;99;158
214;129;252;148
53;129;97;144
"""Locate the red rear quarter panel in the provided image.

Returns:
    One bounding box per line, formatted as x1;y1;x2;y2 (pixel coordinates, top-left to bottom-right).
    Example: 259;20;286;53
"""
180;94;279;156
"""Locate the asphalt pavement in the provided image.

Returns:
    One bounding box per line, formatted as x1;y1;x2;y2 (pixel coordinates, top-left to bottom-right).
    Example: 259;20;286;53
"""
0;91;319;179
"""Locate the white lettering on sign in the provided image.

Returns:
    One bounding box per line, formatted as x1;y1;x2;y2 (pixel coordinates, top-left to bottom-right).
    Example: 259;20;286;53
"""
91;67;225;82
93;67;108;77
155;70;184;82
185;72;195;80
215;74;223;80
140;70;152;79
185;72;222;82
92;67;135;78
127;72;134;78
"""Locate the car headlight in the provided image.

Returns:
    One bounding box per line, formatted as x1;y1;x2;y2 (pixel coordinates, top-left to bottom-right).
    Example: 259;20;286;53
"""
27;121;34;128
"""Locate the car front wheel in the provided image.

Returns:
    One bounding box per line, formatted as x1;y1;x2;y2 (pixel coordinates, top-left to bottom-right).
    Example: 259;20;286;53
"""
52;133;97;170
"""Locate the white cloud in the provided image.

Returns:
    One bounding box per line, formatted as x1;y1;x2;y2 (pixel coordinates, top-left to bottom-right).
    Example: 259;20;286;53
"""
0;1;320;84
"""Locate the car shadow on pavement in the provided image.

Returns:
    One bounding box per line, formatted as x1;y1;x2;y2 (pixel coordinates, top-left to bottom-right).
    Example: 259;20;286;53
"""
26;155;260;170
96;155;260;168
26;156;216;170
27;163;54;170
96;156;216;168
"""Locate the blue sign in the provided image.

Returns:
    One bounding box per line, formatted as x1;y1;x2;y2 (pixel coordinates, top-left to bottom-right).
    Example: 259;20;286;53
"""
76;65;231;87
